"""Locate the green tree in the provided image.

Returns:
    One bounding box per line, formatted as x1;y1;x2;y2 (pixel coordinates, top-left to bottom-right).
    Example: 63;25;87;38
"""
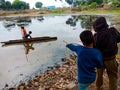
0;0;6;9
12;0;29;9
87;0;103;5
65;0;73;5
90;2;98;9
35;2;42;9
6;1;12;10
103;0;108;4
73;0;81;7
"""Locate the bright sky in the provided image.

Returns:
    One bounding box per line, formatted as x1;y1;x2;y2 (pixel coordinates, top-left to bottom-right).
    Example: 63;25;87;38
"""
7;0;70;8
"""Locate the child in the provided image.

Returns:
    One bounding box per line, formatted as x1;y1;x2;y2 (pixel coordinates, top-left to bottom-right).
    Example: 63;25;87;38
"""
21;26;32;39
66;30;103;90
24;31;32;38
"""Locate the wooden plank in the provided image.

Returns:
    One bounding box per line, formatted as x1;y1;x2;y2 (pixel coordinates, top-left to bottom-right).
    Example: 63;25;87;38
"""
1;36;57;45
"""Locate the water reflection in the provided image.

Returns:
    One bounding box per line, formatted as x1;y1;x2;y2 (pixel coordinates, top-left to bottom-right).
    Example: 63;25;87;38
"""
78;15;97;30
66;15;78;27
2;16;32;30
37;16;44;22
66;15;97;30
3;20;16;31
23;43;35;55
16;17;31;27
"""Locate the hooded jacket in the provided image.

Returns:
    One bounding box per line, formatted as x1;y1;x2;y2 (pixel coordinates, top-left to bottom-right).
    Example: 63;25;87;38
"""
93;16;120;60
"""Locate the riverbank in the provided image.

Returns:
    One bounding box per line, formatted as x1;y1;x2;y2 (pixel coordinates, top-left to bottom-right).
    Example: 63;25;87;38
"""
0;8;120;19
6;54;120;90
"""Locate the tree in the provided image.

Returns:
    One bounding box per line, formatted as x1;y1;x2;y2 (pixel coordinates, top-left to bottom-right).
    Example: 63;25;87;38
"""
90;2;98;9
103;0;108;4
6;1;12;10
65;0;73;5
0;0;6;9
12;0;29;9
73;0;81;7
35;2;42;9
86;0;103;5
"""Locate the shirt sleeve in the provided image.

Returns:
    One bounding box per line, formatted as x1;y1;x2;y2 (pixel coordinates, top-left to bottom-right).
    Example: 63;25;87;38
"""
66;43;79;52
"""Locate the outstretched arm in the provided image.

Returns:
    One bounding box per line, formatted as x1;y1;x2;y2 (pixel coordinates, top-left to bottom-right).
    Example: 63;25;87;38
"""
66;43;79;52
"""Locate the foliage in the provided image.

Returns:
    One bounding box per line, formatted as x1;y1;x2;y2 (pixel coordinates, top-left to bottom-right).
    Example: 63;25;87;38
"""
65;0;73;5
90;2;98;9
86;0;103;5
103;0;108;4
78;3;89;10
0;0;6;9
110;3;117;9
12;0;29;9
51;9;65;14
5;1;12;10
35;2;43;9
73;0;81;7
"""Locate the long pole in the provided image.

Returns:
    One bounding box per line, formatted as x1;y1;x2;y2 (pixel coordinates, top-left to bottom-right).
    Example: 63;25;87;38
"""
63;40;69;59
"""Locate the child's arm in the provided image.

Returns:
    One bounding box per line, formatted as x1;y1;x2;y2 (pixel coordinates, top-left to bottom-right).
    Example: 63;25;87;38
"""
66;43;79;52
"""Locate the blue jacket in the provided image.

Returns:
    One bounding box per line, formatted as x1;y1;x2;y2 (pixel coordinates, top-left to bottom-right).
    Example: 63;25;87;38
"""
66;44;103;84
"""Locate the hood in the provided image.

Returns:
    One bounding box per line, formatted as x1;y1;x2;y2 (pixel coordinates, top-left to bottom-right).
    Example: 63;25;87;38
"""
93;16;108;32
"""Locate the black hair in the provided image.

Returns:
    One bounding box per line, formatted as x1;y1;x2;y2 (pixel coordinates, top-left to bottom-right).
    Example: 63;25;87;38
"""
21;26;24;29
80;30;94;46
29;31;32;34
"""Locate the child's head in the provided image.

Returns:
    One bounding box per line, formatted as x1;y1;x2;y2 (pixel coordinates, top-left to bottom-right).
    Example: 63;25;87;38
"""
21;26;24;29
29;31;32;34
80;30;94;46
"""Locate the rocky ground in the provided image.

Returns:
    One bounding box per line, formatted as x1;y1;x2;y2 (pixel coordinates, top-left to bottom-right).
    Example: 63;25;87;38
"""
5;54;120;90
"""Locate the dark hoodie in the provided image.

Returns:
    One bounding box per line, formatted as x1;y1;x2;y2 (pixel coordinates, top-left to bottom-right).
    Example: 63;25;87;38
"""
93;16;120;60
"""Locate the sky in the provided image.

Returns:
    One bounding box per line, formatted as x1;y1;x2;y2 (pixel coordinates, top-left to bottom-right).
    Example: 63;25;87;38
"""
7;0;70;8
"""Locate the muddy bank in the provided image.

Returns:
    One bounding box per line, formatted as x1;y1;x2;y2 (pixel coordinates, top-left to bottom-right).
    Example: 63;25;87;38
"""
4;54;120;90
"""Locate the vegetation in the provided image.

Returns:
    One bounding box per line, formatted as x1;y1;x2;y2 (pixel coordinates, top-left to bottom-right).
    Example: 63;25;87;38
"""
12;0;29;9
65;0;120;9
0;0;120;10
65;0;73;5
0;0;120;13
0;0;29;10
35;2;43;9
50;9;65;14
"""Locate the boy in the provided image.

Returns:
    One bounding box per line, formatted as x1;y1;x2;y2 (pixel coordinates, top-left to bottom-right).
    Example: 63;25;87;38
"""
21;26;32;39
24;31;32;39
66;30;103;90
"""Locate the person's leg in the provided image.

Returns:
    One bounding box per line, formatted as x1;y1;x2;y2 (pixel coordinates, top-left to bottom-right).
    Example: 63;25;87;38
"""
78;83;90;90
96;68;104;90
104;59;118;90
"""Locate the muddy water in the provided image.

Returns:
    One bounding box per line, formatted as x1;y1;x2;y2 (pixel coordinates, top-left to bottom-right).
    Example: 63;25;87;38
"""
0;15;118;89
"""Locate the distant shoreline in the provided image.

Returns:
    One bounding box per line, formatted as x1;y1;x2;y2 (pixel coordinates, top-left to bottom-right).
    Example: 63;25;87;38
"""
0;8;120;19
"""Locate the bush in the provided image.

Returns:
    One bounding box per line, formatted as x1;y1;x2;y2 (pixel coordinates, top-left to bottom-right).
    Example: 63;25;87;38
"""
90;2;98;9
50;9;64;14
78;4;89;10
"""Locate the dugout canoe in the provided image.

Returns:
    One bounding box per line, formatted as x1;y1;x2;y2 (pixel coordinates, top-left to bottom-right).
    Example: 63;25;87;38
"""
1;36;57;45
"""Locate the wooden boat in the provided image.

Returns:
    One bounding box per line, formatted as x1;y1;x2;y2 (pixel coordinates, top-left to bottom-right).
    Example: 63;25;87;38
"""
1;36;57;46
